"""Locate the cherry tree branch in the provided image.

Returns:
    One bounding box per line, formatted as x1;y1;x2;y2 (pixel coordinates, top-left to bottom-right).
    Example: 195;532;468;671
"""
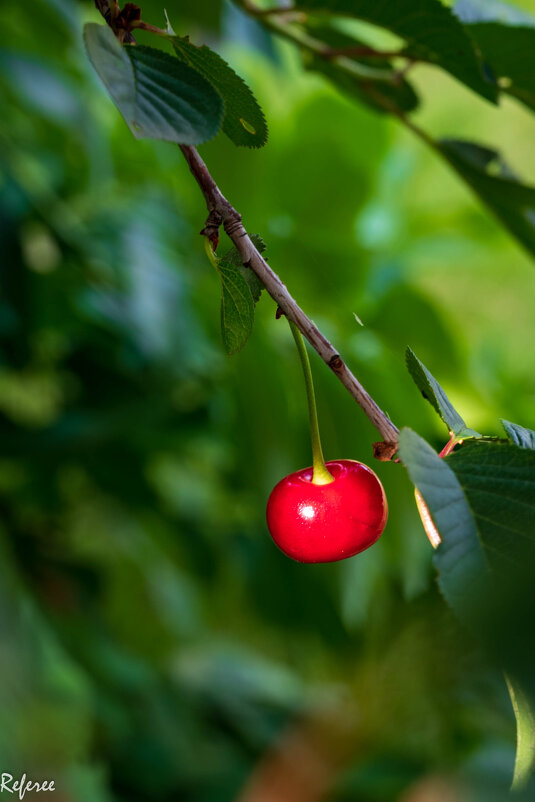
179;145;399;451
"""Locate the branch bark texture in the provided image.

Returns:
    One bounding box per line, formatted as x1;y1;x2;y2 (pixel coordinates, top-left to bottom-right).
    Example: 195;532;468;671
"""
179;145;399;447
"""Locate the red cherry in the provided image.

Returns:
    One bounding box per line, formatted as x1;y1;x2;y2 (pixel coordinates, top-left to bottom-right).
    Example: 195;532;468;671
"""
266;459;388;563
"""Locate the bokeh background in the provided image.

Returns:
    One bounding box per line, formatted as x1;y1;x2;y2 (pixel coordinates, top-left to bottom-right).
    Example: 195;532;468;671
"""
1;0;535;799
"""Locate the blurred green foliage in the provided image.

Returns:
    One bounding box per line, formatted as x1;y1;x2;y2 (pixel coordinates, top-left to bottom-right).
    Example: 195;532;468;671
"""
0;0;534;799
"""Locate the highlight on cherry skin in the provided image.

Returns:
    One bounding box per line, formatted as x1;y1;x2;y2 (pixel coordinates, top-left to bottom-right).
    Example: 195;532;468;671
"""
266;459;388;564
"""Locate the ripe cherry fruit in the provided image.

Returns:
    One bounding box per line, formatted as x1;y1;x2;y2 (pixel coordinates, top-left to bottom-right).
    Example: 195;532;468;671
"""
266;320;388;564
267;459;388;563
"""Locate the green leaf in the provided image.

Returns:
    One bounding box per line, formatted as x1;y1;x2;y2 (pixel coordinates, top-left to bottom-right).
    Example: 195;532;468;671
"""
506;673;535;792
83;23;223;145
446;441;535;571
294;0;496;103
463;22;535;112
439;138;535;259
172;36;268;148
223;234;266;303
400;429;535;790
502;420;535;450
398;429;492;630
215;259;255;355
400;431;535;664
405;347;480;438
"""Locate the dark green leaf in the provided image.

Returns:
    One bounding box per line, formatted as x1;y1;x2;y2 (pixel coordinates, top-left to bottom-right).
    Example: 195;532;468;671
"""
215;259;255;355
446;441;535;572
439;138;535;259
405;347;480;438
502;420;535;450
401;430;535;790
445;441;535;686
84;23;223;145
400;432;535;662
172;36;268;148
463;23;535;112
294;0;496;102
223;234;266;303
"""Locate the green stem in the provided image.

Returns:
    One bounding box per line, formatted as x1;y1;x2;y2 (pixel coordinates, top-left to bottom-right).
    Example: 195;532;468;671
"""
204;235;219;269
288;320;334;485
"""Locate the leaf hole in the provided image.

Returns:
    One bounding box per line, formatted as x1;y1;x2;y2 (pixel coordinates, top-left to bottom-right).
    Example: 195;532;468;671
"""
498;76;513;89
240;118;256;135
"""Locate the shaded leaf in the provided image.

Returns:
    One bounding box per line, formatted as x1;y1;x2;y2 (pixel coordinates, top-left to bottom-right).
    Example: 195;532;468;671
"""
84;23;223;145
172;36;268;148
463;23;535;112
445;441;535;682
400;430;535;788
215;259;255;355
446;441;535;572
439;138;535;259
502;420;535;450
405;347;480;438
400;432;535;660
294;0;496;102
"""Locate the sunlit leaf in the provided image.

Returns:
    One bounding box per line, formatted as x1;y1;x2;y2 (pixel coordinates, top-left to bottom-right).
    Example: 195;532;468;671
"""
405;347;480;438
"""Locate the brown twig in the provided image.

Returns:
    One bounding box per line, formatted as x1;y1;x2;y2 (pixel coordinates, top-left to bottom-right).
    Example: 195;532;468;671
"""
321;46;406;60
179;145;399;447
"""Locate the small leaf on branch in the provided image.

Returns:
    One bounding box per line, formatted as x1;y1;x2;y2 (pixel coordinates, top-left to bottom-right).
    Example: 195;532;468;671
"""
215;259;255;356
84;23;223;145
172;36;268;148
405;347;480;438
502;419;535;450
439;138;535;258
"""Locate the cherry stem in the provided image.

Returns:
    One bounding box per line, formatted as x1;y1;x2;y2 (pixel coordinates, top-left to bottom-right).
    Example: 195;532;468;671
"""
288;320;334;485
438;432;461;459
